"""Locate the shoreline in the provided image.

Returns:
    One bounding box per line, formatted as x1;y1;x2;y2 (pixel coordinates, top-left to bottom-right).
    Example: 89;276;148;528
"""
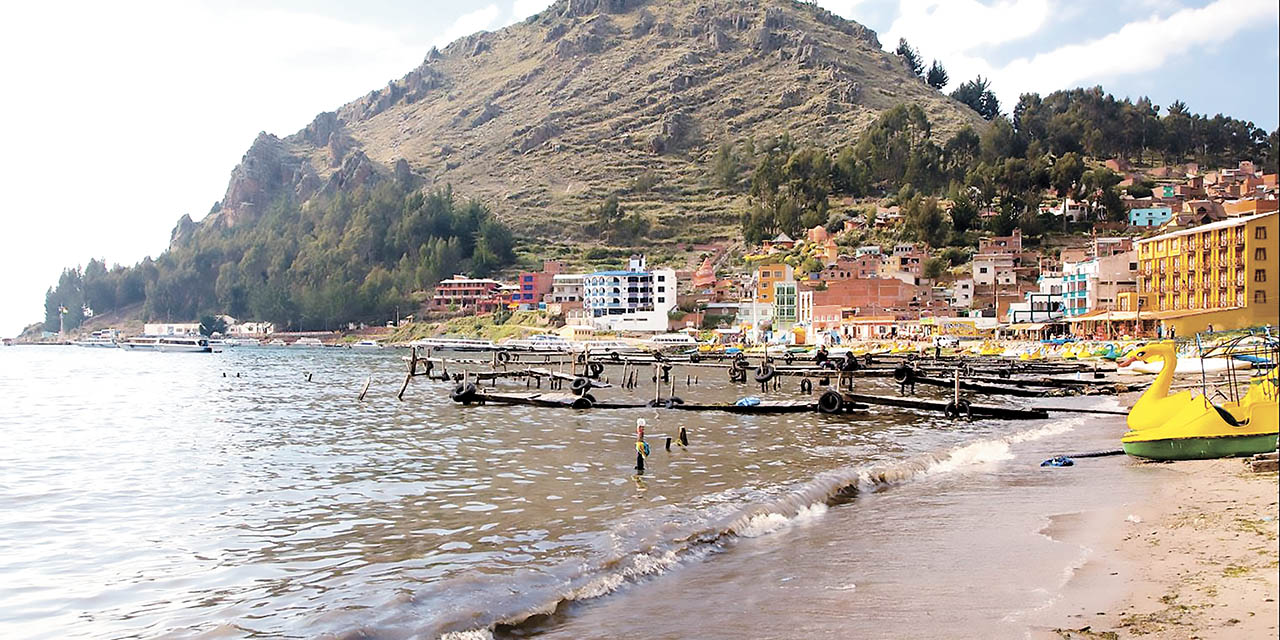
1036;458;1279;639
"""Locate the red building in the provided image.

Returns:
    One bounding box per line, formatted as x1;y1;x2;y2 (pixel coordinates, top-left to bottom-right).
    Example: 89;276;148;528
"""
512;260;563;308
808;277;926;315
430;276;505;311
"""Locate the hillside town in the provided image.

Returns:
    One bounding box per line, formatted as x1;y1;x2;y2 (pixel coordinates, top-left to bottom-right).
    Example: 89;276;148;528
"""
384;160;1277;345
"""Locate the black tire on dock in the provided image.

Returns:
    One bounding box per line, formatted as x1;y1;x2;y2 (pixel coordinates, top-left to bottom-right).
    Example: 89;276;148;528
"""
944;399;971;419
893;364;915;384
496;350;511;364
689;353;701;363
733;358;751;372
754;363;776;383
610;351;621;361
784;353;795;365
588;362;605;378
451;382;478;403
818;390;843;414
864;353;874;366
570;377;591;394
572;395;594;409
800;378;813;394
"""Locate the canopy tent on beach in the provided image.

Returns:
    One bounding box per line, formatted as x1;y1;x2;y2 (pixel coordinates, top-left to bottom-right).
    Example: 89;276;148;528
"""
1067;309;1157;339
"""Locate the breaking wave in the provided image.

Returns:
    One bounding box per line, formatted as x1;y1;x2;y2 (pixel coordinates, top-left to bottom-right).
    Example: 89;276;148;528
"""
326;417;1081;639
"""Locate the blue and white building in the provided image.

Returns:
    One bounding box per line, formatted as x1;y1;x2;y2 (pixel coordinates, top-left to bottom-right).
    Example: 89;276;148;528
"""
1128;206;1173;227
582;255;677;332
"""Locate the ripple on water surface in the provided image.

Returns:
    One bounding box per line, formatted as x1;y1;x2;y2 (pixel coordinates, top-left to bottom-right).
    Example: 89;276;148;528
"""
0;346;1074;638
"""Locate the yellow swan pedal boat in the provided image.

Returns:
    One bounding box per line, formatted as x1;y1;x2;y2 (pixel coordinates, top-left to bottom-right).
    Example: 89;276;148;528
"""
1119;342;1279;461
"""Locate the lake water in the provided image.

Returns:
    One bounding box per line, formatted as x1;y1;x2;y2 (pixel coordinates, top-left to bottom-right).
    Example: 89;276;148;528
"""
0;346;1160;638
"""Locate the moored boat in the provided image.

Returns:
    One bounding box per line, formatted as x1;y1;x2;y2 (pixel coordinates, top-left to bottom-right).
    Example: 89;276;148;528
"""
120;336;212;353
411;337;497;352
72;330;120;348
499;334;575;353
1119;339;1279;460
351;339;384;349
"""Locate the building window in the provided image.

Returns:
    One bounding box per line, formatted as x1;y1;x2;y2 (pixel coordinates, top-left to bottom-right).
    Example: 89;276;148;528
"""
1256;291;1268;304
1257;227;1268;240
979;267;989;274
1256;270;1267;283
1256;248;1268;261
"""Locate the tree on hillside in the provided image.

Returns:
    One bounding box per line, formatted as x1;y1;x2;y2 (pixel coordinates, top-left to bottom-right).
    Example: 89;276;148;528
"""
922;257;948;280
952;76;1001;120
895;38;924;77
199;314;227;337
903;196;949;248
947;188;978;234
1050;152;1085;201
926;60;949;90
712;142;741;189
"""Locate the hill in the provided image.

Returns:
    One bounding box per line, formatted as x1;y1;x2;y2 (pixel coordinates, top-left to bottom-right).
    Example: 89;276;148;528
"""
203;0;981;247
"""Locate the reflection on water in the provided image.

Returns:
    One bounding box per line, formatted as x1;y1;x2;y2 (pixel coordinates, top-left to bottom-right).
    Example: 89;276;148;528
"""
0;346;1098;638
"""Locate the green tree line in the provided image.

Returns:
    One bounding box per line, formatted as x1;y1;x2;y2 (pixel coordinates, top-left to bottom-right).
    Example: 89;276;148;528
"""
44;182;515;332
731;85;1277;249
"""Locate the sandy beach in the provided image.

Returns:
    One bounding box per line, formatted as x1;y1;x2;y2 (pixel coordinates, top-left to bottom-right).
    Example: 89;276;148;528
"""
1039;458;1279;639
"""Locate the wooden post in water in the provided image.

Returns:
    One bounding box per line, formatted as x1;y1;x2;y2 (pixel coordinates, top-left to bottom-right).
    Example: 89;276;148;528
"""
653;364;662;404
358;375;372;401
953;368;961;406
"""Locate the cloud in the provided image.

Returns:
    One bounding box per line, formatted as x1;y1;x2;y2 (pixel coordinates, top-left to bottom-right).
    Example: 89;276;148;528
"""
0;1;426;336
884;0;1051;54
988;0;1279;108
510;0;555;22
876;0;1277;112
433;4;502;48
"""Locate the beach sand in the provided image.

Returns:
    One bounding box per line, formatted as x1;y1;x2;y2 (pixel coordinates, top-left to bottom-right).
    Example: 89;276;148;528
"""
1036;458;1279;639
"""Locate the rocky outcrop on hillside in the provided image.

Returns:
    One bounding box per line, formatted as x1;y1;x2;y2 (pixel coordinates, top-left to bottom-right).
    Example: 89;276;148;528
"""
197;0;980;246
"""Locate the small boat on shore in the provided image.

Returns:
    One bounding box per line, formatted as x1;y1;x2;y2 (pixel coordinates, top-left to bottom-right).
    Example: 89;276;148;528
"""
1120;339;1278;460
351;339;383;349
120;336;212;353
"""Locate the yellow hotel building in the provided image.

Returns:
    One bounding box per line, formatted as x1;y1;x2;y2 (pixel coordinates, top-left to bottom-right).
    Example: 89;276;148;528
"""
1136;210;1278;334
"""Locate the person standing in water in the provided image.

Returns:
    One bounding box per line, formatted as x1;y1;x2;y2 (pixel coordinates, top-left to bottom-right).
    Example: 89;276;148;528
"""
634;418;650;473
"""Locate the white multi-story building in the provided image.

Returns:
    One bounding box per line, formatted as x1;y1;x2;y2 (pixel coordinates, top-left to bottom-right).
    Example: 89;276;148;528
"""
949;278;974;308
582;255;676;332
1063;250;1139;317
796;290;814;326
549;274;584;303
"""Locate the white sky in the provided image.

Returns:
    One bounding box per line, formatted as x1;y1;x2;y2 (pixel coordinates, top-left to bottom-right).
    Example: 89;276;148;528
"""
1;0;1276;336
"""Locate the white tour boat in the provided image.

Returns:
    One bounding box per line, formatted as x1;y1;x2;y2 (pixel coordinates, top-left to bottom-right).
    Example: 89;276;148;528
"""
411;337;497;352
72;329;120;348
499;334;576;353
292;337;325;348
647;333;701;350
120;336;212;353
351;339;384;349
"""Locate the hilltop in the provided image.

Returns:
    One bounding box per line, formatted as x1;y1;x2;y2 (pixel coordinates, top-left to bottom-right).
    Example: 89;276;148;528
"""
201;0;981;250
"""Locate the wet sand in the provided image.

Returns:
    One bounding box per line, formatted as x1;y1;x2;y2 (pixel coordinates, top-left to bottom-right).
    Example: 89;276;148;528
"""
1038;458;1279;639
